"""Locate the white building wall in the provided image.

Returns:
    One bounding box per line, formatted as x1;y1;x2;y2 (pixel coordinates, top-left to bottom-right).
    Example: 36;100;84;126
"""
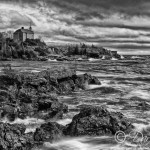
27;33;34;39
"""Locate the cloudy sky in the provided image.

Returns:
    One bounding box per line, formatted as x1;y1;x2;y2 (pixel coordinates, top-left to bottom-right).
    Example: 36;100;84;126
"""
1;0;150;54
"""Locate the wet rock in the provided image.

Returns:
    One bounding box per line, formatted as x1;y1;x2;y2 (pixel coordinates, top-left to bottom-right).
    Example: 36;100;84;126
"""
27;77;47;89
34;122;64;143
36;93;68;119
17;103;35;119
88;76;100;85
58;79;75;93
1;104;17;122
64;105;133;136
90;86;120;94
74;73;101;89
130;96;146;101
48;101;68;119
18;88;33;103
0;123;34;150
0;66;100;95
138;101;150;110
99;87;120;94
37;99;68;119
0;90;10;102
0;67;100;121
0;75;16;87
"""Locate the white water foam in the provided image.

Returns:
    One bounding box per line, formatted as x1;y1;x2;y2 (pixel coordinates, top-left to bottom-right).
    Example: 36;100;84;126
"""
111;58;118;61
1;117;45;133
85;80;110;90
133;123;150;132
37;136;137;150
56;118;72;126
131;56;141;59
31;70;41;73
85;84;102;90
77;58;83;61
48;59;57;62
76;71;85;75
88;58;100;62
121;55;124;59
1;117;45;125
126;90;150;100
43;139;89;150
42;137;116;150
102;56;105;60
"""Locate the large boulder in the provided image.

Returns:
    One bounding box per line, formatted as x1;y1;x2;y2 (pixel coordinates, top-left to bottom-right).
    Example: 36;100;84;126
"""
0;123;34;150
64;106;133;136
1;104;17;122
76;73;101;86
37;98;68;120
34;122;64;143
17;103;35;119
0;103;35;121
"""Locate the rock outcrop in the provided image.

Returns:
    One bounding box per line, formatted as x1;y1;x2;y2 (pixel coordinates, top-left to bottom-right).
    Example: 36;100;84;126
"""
34;122;64;143
33;105;133;144
64;105;133;136
0;123;34;150
0;66;100;121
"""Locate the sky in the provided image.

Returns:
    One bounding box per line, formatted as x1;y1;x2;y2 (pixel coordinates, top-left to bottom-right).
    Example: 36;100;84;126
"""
0;0;150;54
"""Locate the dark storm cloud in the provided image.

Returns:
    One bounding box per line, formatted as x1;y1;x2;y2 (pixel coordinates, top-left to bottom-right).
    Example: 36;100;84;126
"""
1;0;150;54
46;0;150;17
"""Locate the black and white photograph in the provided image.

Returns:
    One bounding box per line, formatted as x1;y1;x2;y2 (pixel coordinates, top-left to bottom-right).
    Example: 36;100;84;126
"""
0;0;150;149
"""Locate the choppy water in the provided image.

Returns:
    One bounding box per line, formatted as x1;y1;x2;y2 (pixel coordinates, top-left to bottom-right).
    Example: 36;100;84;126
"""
1;59;150;150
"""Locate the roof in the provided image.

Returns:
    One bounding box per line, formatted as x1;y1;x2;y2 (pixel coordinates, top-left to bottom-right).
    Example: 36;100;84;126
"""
14;28;34;34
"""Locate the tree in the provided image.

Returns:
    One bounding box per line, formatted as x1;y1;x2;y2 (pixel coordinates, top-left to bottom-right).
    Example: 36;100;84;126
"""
7;30;14;39
74;45;79;55
67;46;71;55
81;43;87;48
91;44;97;48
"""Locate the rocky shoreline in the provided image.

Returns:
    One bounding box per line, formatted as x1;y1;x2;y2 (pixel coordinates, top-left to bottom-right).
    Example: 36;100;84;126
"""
0;38;122;61
0;66;133;150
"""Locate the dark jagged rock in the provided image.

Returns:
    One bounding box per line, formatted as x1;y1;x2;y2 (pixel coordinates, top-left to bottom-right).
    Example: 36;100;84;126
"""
0;90;10;102
0;103;35;121
64;106;133;136
0;67;100;121
17;103;35;120
90;86;120;94
0;123;34;150
34;122;64;143
138;101;150;110
37;98;68;120
1;104;17;122
76;73;101;86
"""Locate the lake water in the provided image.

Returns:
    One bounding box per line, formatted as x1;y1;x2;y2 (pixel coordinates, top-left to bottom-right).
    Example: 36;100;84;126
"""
1;58;150;150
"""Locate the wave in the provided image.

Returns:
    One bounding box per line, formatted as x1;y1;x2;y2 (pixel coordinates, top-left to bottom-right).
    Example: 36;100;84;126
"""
34;135;144;150
56;118;72;126
121;55;124;59
1;117;45;125
102;56;105;60
111;58;118;61
48;59;57;62
35;136;118;150
126;90;150;100
88;58;100;62
31;70;41;73
131;56;142;59
1;117;45;133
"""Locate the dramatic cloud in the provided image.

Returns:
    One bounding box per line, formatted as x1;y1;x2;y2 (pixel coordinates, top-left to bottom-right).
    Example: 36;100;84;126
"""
0;0;150;54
